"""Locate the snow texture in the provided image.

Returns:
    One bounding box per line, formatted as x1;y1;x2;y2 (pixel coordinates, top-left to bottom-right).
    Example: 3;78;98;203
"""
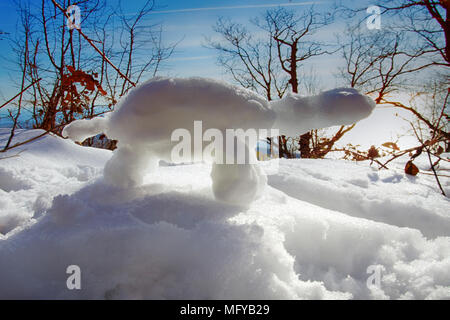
0;129;449;299
62;77;375;205
0;129;110;235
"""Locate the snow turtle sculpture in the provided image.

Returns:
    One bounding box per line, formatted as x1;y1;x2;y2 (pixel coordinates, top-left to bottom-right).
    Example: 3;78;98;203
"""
63;77;375;205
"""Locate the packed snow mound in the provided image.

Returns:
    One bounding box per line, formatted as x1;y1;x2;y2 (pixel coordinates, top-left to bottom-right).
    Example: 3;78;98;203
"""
63;77;375;146
62;77;375;205
1;130;449;299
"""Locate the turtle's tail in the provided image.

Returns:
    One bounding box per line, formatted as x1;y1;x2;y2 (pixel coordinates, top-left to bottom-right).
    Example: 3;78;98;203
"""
62;116;110;142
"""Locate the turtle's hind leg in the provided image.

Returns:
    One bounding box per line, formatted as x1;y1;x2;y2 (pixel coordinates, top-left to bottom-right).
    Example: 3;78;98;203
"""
103;143;158;188
210;137;267;206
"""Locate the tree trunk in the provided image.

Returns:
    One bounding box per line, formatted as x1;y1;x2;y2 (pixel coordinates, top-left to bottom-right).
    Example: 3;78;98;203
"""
290;42;299;93
299;131;312;158
290;41;311;158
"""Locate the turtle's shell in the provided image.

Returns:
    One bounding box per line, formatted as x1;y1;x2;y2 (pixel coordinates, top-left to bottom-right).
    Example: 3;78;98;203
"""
106;77;276;145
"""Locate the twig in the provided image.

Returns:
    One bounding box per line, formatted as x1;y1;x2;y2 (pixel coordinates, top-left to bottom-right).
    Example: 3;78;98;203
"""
0;124;65;153
381;145;421;167
0;149;25;160
382;99;450;141
0;78;42;110
332;148;389;169
419;171;450;178
426;148;446;196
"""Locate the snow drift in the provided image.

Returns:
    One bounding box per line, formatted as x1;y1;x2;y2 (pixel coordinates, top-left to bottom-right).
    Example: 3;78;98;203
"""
0;129;449;299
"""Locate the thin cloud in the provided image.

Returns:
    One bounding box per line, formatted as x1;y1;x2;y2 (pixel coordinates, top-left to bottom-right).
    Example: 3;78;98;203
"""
168;55;215;62
150;1;327;15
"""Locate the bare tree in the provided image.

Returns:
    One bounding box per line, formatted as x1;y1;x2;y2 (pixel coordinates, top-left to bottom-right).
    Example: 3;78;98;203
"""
207;16;289;157
1;1;31;151
261;7;335;158
261;7;333;93
338;1;449;195
208;17;285;101
1;0;175;152
341;27;438;101
208;6;350;159
376;0;449;67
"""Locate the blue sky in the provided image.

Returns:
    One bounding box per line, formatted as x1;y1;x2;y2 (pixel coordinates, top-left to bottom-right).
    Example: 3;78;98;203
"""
153;0;341;80
0;0;373;101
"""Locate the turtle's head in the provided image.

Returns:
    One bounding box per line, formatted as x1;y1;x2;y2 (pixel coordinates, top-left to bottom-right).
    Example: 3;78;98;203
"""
270;88;376;136
313;88;376;124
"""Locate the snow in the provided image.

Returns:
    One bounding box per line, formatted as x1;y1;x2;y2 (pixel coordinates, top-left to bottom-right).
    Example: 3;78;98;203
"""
269;158;450;239
61;117;110;143
62;77;374;205
210;162;268;205
0;129;110;234
270;87;375;137
1;128;449;299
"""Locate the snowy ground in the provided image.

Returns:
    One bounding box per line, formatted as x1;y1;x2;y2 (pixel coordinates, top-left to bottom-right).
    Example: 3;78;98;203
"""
0;129;449;299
